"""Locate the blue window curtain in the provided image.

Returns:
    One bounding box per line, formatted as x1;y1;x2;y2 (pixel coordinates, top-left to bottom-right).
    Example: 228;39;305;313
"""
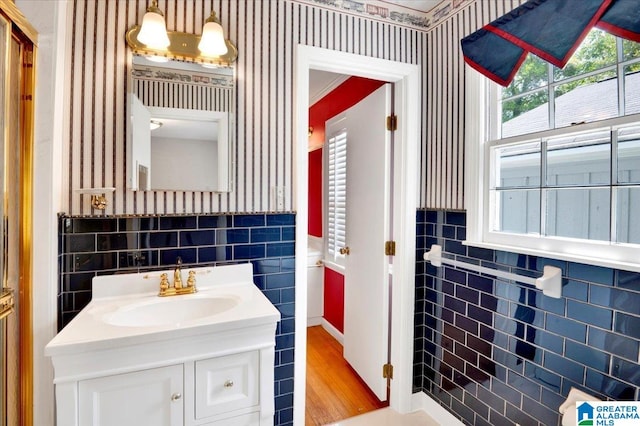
461;0;640;86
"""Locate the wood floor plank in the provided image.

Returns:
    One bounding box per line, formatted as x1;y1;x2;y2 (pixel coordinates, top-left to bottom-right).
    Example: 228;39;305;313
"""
305;326;386;426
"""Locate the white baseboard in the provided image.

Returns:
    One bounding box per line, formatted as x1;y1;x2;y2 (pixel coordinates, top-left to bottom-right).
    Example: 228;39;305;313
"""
321;318;344;345
411;391;464;425
307;316;322;327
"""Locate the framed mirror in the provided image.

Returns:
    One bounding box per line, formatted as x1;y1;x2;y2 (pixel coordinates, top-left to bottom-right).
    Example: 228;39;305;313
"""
127;55;234;192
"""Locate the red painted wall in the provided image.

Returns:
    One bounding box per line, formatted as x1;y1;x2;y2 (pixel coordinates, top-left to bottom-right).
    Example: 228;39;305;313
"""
308;149;323;237
308;76;384;332
323;267;345;333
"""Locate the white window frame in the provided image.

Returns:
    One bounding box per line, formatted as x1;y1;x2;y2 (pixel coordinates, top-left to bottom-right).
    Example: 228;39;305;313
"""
465;70;640;273
324;114;348;269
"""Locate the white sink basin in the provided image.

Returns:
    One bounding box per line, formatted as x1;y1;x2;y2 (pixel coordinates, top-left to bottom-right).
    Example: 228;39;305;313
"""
104;295;240;327
46;264;281;358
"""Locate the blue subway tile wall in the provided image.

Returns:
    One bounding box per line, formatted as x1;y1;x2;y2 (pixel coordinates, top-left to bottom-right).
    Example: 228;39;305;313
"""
58;213;296;426
414;210;640;426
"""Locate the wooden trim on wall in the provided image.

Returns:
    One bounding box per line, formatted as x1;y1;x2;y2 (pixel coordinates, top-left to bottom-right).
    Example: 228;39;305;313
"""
0;0;36;45
0;2;37;424
18;38;35;426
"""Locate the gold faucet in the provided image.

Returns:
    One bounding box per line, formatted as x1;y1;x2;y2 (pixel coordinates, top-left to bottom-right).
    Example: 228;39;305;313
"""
158;257;197;297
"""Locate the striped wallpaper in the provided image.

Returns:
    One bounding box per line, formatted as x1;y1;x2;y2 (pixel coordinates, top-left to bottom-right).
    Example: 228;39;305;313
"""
424;0;524;210
64;0;522;216
132;65;234;112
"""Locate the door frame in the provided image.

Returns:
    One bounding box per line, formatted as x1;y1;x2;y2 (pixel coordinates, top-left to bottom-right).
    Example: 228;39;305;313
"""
0;2;37;425
294;45;419;424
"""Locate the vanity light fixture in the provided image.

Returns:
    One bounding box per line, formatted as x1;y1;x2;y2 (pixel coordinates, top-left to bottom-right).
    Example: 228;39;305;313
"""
125;1;237;66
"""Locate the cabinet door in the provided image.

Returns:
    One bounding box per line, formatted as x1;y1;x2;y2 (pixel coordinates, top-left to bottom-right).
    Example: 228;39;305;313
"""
79;364;183;426
195;352;259;419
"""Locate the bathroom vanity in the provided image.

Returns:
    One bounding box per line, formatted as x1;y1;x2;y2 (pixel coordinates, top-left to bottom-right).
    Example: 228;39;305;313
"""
45;263;280;426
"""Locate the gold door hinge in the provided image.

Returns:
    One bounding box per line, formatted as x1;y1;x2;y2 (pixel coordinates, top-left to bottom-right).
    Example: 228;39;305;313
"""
386;114;397;131
383;363;393;379
385;240;396;256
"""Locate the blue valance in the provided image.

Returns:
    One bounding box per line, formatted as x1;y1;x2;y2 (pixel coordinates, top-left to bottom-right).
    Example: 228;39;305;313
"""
461;0;640;86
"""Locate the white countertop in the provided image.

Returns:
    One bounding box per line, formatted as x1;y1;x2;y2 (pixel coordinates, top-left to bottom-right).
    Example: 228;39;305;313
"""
45;263;281;357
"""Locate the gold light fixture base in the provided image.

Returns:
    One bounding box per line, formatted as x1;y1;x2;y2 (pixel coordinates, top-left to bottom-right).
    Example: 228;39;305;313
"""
90;195;108;210
126;25;238;67
75;187;115;210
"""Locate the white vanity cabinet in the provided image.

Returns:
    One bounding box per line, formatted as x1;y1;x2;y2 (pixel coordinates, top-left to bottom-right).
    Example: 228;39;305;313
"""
46;264;280;426
79;364;184;425
74;348;270;426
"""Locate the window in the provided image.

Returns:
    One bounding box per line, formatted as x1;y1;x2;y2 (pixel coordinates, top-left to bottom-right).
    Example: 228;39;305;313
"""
466;29;640;271
500;30;640;138
491;123;640;241
325;116;347;266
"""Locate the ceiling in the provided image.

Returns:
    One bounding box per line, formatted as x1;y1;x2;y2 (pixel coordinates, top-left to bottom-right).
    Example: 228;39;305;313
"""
309;70;349;106
150;117;218;141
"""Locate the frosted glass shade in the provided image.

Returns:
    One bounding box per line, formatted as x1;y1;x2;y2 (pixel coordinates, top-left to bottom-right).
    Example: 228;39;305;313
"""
198;21;228;56
137;10;170;50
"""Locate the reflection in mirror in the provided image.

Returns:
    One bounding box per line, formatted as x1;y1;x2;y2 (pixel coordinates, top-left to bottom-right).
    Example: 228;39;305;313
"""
128;55;234;192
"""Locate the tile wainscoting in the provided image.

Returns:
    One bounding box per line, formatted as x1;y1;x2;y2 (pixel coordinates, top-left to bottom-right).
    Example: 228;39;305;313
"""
58;213;296;425
414;210;640;426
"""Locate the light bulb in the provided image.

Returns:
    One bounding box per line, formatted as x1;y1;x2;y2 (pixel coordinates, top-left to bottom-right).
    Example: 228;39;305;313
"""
198;12;228;56
137;2;170;50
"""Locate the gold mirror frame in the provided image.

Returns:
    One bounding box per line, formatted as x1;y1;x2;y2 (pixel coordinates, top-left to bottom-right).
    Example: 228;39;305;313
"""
125;25;238;67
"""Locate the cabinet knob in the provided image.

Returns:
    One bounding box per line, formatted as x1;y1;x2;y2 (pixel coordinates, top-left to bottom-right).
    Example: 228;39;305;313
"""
224;380;234;388
171;393;182;401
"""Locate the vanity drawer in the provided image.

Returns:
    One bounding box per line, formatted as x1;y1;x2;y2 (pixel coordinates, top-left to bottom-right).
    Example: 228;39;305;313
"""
195;351;259;419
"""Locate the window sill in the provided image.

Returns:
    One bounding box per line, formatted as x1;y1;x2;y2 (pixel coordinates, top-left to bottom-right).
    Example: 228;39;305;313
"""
463;239;640;273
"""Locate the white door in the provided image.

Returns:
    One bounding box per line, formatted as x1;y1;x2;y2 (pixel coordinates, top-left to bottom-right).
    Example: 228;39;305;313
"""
79;364;183;425
342;84;392;401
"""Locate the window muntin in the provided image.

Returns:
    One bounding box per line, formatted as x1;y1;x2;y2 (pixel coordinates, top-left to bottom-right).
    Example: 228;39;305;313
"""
489;123;640;247
500;29;640;139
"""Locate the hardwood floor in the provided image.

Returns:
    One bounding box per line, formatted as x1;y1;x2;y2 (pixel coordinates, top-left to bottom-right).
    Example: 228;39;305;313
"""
305;326;387;426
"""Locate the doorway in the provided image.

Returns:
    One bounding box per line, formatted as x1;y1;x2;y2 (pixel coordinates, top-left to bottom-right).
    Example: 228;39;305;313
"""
294;46;420;425
305;81;393;424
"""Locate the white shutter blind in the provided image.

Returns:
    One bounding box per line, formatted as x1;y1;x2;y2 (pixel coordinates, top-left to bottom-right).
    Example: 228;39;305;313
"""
327;130;347;264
